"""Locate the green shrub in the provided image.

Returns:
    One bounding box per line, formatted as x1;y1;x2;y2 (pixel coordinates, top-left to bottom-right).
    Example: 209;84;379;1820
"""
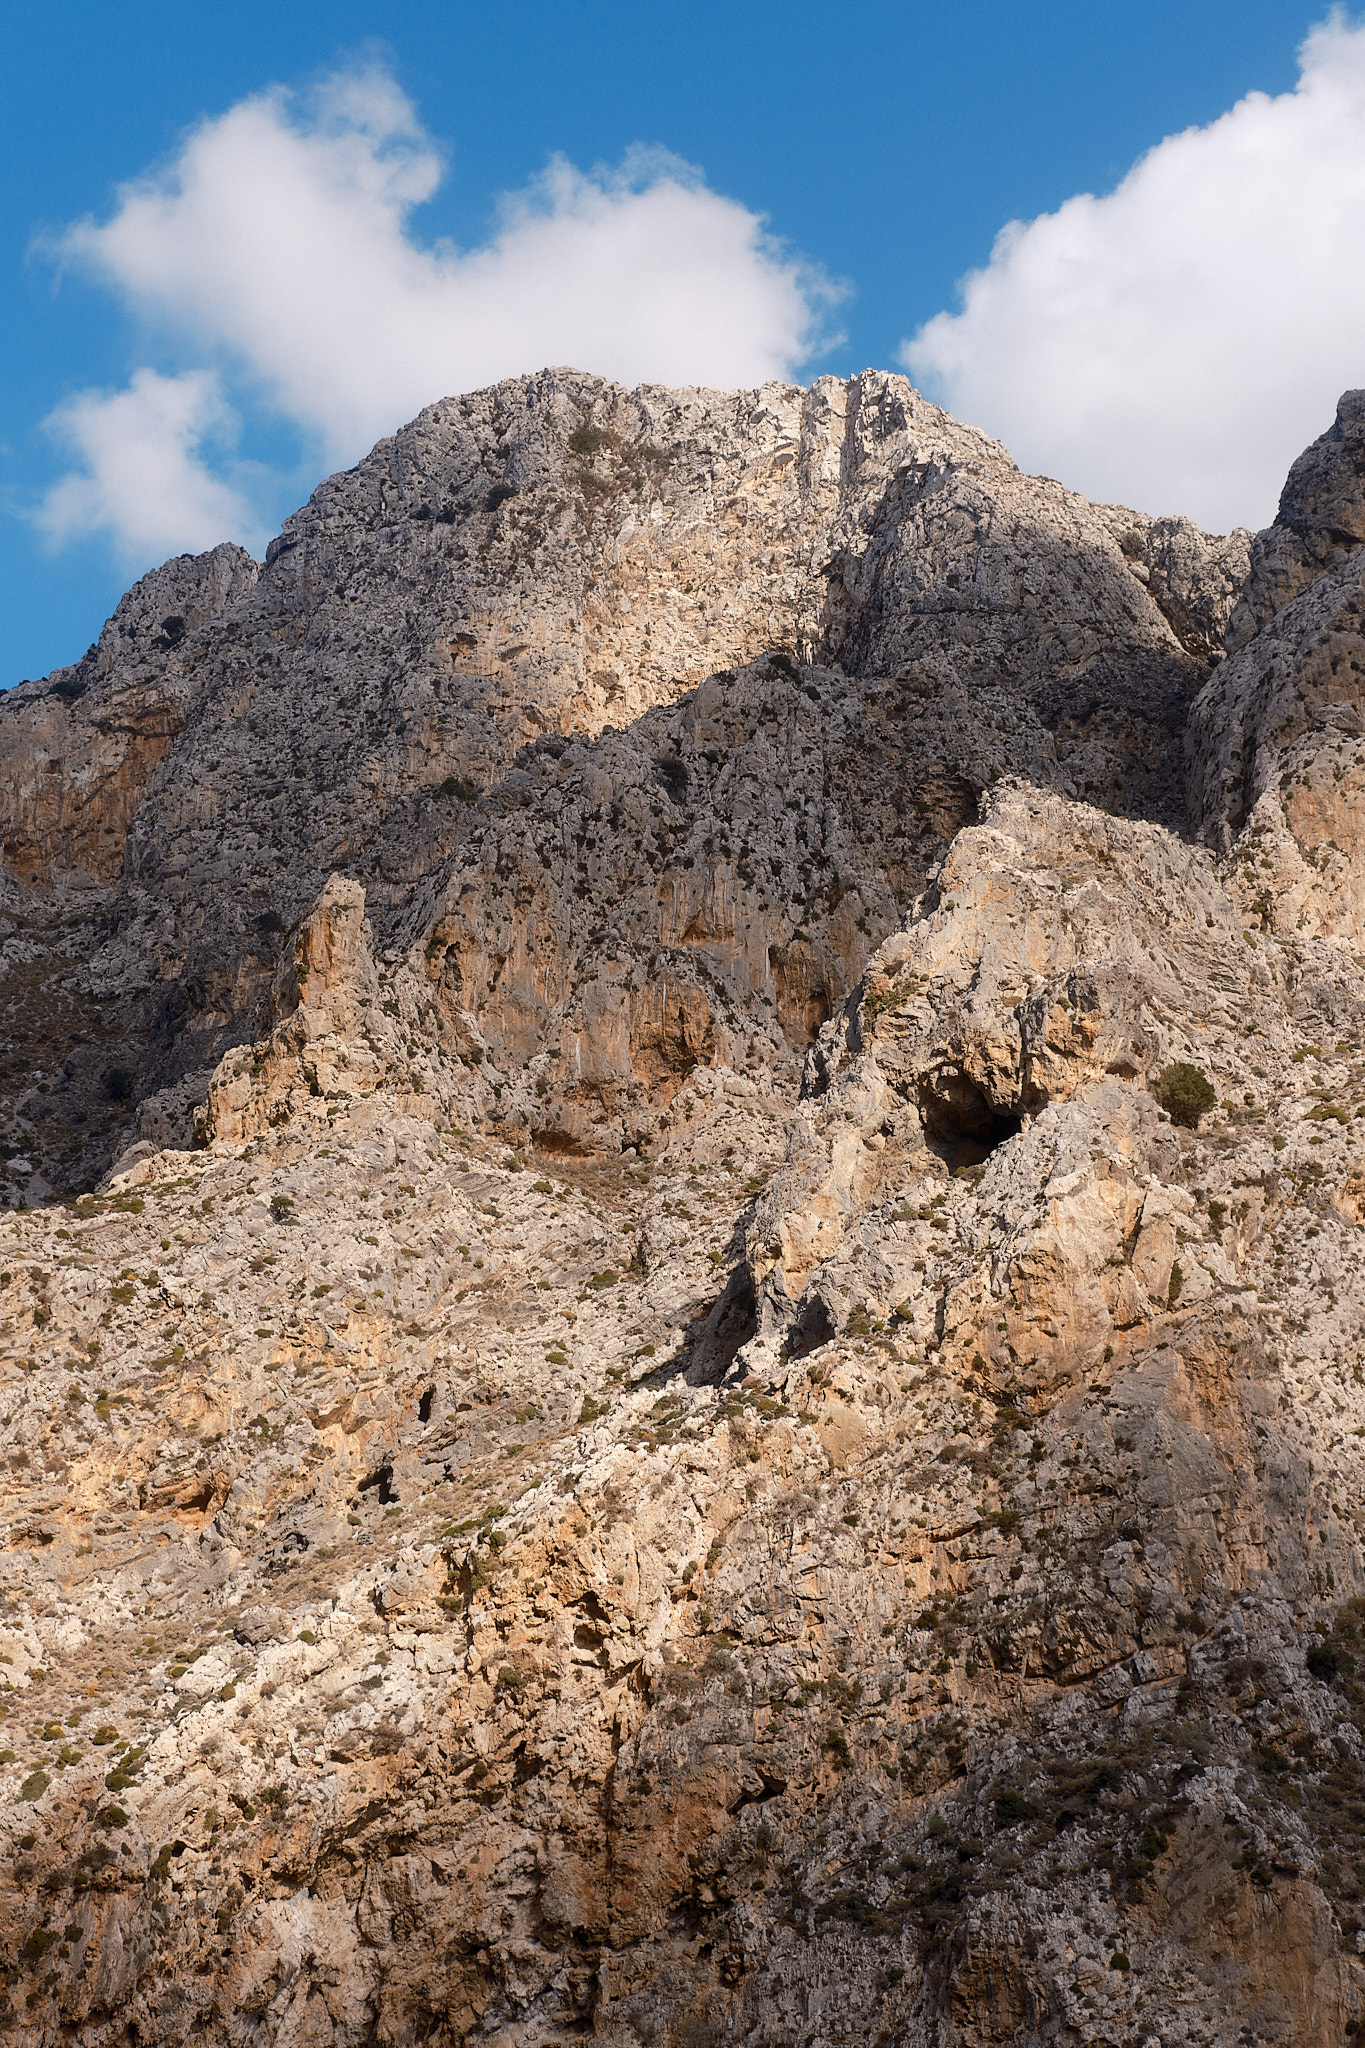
1153;1062;1216;1128
568;423;618;456
18;1772;48;1801
1307;1640;1340;1681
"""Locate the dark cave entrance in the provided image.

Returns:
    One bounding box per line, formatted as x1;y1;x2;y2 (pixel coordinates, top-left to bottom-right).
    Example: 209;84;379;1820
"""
785;1294;836;1361
919;1071;1025;1169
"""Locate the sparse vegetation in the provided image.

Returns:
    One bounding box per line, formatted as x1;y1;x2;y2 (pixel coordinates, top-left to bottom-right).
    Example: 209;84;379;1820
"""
1153;1061;1217;1128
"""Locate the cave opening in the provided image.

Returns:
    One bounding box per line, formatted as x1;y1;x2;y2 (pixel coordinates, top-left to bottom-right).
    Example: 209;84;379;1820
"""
356;1462;398;1505
920;1071;1026;1169
785;1294;836;1361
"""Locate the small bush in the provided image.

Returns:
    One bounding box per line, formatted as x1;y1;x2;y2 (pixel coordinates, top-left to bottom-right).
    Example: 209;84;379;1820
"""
1307;1640;1341;1682
496;1664;526;1695
270;1195;294;1224
18;1772;48;1802
102;1068;135;1104
568;423;619;457
438;776;480;801
994;1789;1038;1824
1153;1062;1216;1129
656;752;689;797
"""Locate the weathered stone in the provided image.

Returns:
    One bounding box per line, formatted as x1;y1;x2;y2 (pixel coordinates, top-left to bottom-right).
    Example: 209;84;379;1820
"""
1;377;1364;2048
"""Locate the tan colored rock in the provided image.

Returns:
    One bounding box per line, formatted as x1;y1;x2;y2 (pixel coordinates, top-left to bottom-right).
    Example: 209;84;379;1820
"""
7;383;1365;2048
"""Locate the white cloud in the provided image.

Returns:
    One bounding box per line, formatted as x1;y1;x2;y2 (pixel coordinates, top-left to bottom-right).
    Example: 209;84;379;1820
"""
35;368;261;568
903;11;1365;532
38;62;836;568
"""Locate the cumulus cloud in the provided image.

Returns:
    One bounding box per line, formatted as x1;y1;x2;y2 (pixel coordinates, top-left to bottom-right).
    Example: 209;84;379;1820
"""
35;369;261;568
38;62;835;565
904;11;1365;532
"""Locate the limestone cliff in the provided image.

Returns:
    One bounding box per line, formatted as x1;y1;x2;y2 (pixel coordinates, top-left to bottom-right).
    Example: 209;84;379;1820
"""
0;368;1236;1202
0;374;1363;2048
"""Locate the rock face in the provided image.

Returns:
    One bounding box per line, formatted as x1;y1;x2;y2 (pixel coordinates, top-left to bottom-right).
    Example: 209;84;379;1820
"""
1188;393;1365;947
1;374;1364;2048
0;367;1238;1201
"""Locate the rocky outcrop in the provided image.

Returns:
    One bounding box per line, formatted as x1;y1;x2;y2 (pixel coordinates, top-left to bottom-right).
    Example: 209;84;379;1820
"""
5;376;1365;2048
0;544;257;885
1189;390;1365;944
1226;390;1365;651
0;368;1243;1200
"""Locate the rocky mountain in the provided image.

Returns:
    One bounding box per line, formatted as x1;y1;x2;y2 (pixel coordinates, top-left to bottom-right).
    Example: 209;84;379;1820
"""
0;371;1362;2048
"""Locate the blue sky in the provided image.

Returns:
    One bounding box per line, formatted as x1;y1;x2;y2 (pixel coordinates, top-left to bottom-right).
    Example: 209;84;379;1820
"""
1;0;1355;686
